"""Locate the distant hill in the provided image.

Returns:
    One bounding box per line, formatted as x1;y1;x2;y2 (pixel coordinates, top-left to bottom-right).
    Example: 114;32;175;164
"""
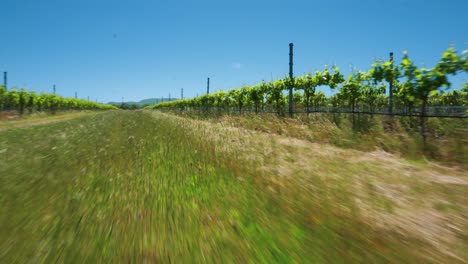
108;98;178;107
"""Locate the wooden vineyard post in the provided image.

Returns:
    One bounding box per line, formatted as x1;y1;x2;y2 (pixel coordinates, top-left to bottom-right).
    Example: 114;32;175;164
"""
181;88;184;112
206;77;210;112
389;52;393;114
3;72;7;111
289;43;294;117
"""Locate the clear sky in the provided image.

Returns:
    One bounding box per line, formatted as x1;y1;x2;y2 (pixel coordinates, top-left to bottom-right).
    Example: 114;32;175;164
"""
1;0;467;103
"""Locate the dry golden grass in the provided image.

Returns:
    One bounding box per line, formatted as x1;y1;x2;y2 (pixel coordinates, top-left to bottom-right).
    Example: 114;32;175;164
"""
159;111;468;262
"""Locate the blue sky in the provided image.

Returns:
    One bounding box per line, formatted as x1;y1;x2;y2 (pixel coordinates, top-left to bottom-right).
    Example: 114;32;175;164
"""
1;0;467;103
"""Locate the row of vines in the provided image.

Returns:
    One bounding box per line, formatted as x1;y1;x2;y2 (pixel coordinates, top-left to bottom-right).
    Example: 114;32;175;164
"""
150;47;467;117
0;86;117;114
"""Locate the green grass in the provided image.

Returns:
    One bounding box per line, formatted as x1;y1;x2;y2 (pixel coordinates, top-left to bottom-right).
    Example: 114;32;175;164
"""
0;110;443;263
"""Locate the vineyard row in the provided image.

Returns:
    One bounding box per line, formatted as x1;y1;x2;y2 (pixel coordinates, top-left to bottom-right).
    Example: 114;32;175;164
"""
149;47;467;118
0;87;118;113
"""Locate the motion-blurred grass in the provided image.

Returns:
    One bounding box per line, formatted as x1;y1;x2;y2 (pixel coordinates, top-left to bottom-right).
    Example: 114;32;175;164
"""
0;111;429;263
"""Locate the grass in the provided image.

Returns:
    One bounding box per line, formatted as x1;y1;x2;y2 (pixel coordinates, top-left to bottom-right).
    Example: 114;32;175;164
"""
0;110;465;263
0;111;98;131
172;110;467;167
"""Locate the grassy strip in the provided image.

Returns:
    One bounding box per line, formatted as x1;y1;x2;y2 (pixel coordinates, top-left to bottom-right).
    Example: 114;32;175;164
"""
0;111;439;263
0;111;101;131
152;110;468;262
167;110;467;167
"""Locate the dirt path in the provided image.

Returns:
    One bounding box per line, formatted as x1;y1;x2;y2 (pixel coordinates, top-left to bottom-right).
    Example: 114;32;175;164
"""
0;112;97;132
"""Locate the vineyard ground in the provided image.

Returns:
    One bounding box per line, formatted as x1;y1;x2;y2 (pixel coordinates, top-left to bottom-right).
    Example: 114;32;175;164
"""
0;111;98;131
171;110;467;167
0;110;466;263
